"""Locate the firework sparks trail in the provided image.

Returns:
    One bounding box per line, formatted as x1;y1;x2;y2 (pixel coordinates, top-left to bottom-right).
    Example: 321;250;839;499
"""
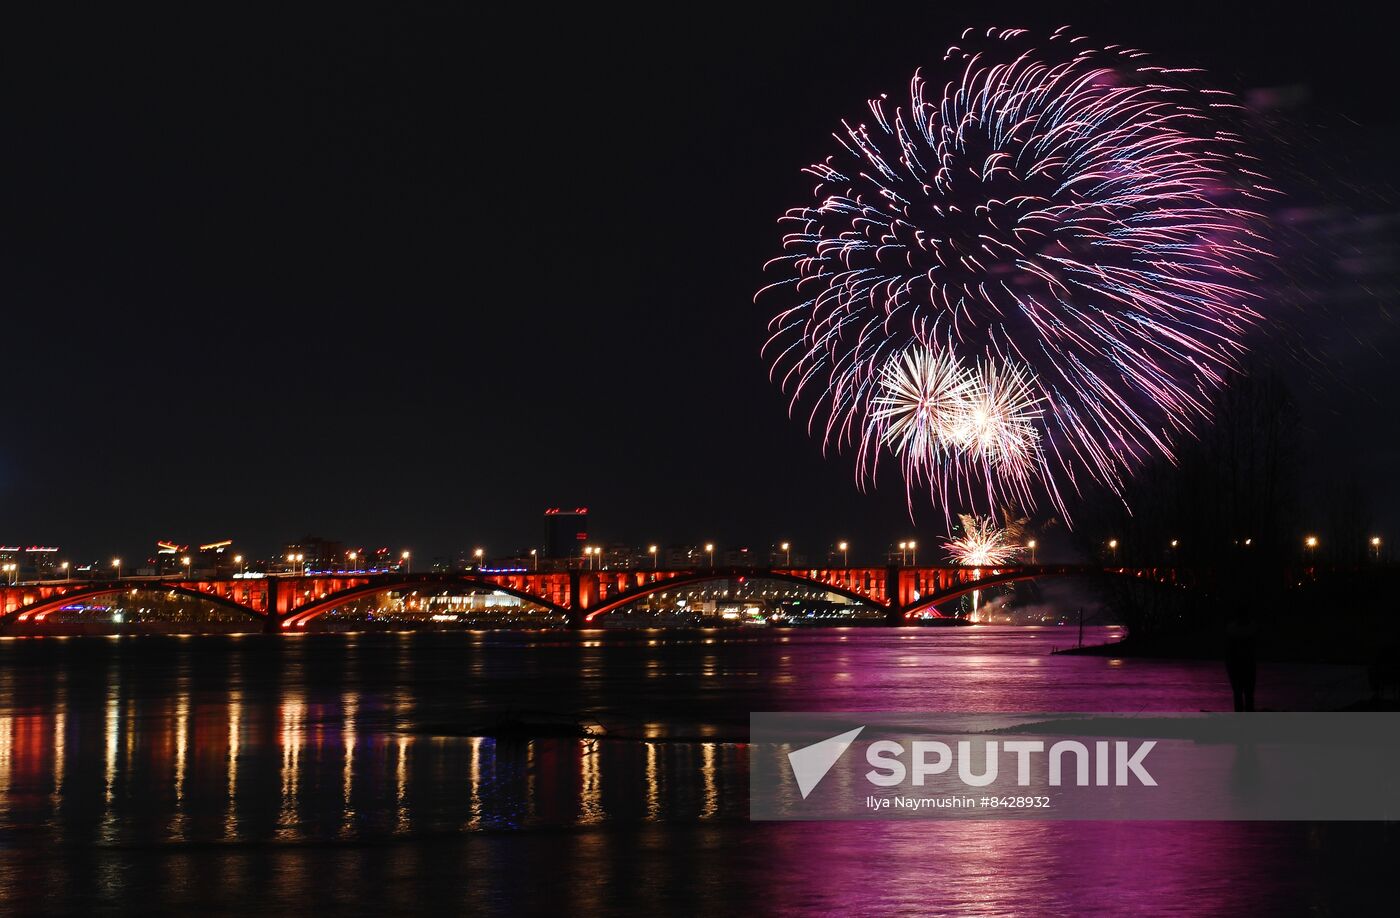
759;26;1276;522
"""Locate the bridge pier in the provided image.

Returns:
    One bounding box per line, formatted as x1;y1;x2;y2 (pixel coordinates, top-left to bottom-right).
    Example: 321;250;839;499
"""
566;570;588;628
263;579;283;633
884;566;905;626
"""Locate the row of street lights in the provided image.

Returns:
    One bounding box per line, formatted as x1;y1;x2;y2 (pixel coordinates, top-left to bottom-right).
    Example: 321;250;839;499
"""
1095;534;1384;560
48;549;417;582
284;549;413;575
508;539;913;570
570;540;834;570
38;532;1381;587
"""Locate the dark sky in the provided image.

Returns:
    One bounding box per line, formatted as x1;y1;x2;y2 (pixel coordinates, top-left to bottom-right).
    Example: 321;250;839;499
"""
1;4;1396;563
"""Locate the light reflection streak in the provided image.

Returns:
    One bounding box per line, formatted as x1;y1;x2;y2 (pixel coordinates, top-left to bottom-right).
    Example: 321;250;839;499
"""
341;690;357;835
700;742;718;819
100;675;119;844
226;690;241;839
0;714;11;826
525;741;536;822
466;735;481;830
579;738;602;824
52;670;67;829
277;690;306;839
645;742;660;820
396;734;410;833
171;680;189;839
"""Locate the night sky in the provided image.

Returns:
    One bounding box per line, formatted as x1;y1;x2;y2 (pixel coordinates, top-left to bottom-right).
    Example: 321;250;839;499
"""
2;4;1396;563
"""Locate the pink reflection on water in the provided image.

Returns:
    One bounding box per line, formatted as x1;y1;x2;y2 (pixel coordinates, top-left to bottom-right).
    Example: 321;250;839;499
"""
757;819;1314;916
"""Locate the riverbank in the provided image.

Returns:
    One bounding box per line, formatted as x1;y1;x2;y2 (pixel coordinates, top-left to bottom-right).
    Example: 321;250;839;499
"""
1059;627;1393;664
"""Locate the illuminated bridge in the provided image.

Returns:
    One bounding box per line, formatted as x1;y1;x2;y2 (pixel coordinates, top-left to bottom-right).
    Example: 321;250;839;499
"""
0;565;1182;631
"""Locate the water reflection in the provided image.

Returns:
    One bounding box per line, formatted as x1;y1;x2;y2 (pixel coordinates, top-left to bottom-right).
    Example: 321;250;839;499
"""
0;628;1382;914
226;689;240;838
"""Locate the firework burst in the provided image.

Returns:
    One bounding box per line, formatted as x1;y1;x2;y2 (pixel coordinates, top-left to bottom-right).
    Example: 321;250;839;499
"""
866;345;970;472
760;26;1275;521
942;513;1026;567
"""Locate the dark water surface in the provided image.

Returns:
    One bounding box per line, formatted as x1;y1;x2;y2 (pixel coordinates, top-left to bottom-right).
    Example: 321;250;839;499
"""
0;627;1390;915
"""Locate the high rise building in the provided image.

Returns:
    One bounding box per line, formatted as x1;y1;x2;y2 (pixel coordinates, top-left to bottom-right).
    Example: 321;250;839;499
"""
283;536;347;573
543;507;589;560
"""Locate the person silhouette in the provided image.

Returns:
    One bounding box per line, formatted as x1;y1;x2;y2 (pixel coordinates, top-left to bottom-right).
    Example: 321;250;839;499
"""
1224;612;1258;712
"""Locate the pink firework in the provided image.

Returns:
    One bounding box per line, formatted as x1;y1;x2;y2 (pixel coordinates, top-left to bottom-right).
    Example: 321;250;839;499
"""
759;26;1275;521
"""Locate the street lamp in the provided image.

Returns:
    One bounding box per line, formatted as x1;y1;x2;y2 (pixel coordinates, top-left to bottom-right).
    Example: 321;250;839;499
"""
583;546;594;569
1107;539;1118;563
1304;535;1318;561
402;550;412;574
59;561;70;581
234;554;245;575
705;543;715;568
838;541;849;566
112;557;122;580
648;545;658;569
1027;539;1037;564
474;548;484;569
898;541;908;566
346;551;357;572
181;556;191;578
531;548;539;570
1371;536;1382;560
780;541;791;566
908;540;917;565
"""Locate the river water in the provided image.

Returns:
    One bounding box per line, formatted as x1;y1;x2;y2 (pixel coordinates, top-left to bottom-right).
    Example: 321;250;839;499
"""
0;626;1388;915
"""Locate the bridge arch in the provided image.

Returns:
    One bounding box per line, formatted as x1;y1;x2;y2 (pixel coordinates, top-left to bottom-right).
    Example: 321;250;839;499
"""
581;569;887;622
2;583;267;625
280;575;569;628
901;566;1180;618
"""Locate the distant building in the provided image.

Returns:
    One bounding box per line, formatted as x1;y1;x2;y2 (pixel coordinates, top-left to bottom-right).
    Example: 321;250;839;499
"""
543;507;589;561
283;536;347;573
148;541;189;576
198;539;236;576
370;546;404;573
723;547;753;567
0;545;61;580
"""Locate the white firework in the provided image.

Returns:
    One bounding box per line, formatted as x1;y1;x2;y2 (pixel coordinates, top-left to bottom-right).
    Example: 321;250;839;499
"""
869;346;972;478
863;344;1046;511
942;513;1026;567
949;359;1044;475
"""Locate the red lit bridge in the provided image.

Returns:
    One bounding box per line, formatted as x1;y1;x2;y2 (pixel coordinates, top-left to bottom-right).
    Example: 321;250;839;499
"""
0;565;1183;631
